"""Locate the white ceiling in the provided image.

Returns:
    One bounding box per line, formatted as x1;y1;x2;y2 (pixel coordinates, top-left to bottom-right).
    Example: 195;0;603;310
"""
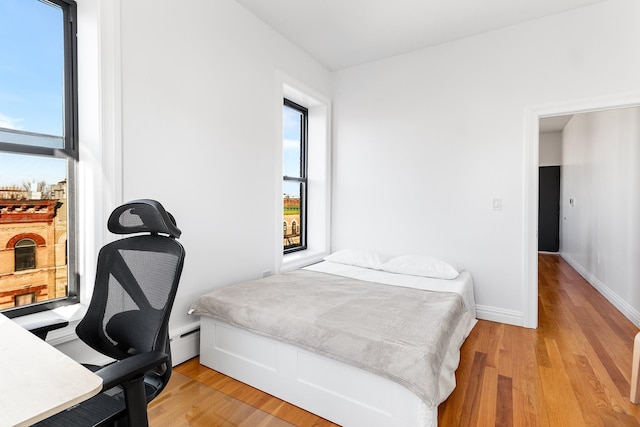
235;0;608;71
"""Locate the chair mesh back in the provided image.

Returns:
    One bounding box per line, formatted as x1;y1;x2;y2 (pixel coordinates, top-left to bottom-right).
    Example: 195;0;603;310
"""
77;200;185;362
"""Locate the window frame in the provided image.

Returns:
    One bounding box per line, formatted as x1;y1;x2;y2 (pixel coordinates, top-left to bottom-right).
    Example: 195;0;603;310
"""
283;98;309;254
0;0;79;318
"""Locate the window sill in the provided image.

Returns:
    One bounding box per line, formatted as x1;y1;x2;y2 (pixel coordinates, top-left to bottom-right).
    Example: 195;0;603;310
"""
282;249;327;272
11;303;87;346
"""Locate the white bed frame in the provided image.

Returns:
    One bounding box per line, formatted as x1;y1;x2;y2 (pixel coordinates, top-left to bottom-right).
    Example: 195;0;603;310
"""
199;317;436;427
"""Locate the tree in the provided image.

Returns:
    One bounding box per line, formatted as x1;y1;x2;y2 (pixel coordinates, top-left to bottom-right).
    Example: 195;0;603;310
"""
21;180;52;199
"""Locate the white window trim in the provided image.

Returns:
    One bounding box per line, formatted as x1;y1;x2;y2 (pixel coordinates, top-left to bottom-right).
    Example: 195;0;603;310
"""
275;72;331;272
77;0;124;304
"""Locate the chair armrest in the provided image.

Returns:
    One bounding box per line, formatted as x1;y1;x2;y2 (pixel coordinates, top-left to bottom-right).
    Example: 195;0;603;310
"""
22;318;69;340
96;351;168;391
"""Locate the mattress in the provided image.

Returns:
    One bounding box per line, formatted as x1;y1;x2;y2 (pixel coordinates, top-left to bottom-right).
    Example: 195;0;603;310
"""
190;262;477;407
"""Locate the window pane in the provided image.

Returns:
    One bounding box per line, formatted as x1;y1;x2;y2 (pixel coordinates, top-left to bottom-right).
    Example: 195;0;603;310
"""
283;99;307;253
0;152;67;189
0;0;65;144
0;0;77;315
283;104;302;178
0;153;69;309
283;181;302;249
15;239;36;271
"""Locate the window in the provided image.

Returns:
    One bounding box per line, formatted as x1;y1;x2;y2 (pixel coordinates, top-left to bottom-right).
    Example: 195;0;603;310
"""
15;239;36;271
0;0;78;316
283;99;308;253
14;292;36;307
278;75;331;270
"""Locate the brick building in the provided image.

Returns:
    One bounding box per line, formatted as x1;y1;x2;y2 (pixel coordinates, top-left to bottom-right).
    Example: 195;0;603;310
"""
283;195;301;247
0;183;68;309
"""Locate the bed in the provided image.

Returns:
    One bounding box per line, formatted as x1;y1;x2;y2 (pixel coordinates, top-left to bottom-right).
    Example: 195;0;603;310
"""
189;251;477;427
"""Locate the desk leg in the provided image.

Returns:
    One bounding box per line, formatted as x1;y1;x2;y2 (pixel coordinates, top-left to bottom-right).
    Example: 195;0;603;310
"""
631;332;640;404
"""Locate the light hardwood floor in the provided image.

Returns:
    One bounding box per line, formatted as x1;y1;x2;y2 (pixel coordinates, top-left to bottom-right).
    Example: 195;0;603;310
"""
149;254;640;426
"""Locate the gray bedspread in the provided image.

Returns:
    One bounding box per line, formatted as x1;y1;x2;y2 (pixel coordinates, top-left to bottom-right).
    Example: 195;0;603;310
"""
190;269;476;406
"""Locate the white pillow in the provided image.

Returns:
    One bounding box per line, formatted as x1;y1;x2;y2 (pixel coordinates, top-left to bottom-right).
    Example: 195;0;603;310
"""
323;249;386;270
380;255;460;279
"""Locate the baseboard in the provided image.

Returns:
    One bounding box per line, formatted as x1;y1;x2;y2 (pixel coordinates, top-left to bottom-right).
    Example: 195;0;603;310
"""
475;305;523;326
561;253;640;328
53;320;201;366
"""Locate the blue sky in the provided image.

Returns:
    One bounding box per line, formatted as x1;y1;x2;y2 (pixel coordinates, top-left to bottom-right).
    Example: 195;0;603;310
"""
0;0;66;187
0;0;64;135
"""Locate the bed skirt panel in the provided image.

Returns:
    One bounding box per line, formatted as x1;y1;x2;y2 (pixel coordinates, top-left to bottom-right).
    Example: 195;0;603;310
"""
200;317;437;427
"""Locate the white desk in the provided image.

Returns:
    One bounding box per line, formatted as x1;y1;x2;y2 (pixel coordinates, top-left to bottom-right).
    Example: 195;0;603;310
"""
0;313;103;427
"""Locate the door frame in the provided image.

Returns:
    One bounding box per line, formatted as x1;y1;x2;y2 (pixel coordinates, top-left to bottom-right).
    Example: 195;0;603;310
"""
523;92;640;328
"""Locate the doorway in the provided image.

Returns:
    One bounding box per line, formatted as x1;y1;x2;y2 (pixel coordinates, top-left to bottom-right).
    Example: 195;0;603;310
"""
537;116;568;253
538;165;560;252
525;95;640;328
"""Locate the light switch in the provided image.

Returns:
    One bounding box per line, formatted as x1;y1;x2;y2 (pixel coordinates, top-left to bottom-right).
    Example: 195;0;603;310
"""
492;198;502;210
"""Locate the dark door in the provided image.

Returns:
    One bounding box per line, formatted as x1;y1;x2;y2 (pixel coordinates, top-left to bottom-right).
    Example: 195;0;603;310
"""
539;166;561;252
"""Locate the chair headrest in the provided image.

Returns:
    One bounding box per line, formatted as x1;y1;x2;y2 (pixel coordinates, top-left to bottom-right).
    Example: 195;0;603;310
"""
107;199;181;238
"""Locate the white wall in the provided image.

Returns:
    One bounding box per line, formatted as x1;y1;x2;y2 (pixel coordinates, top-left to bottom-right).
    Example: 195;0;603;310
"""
561;107;640;324
59;0;640;362
332;0;640;325
118;0;331;341
539;132;562;167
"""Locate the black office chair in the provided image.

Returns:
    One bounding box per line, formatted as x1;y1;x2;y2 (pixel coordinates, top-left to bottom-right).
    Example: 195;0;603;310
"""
35;199;186;427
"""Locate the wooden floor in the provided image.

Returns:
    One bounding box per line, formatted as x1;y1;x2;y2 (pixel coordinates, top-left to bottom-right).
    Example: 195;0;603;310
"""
439;254;640;426
149;254;640;426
